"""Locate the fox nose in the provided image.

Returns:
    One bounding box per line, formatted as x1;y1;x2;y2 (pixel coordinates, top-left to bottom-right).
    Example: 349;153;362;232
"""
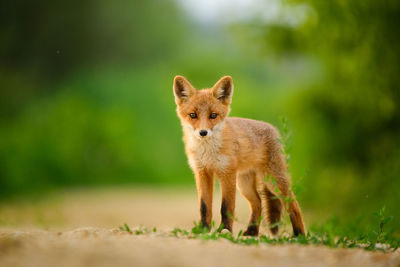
199;130;208;137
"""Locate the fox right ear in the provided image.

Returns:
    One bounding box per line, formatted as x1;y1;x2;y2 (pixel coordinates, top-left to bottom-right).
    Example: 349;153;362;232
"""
173;76;196;104
212;76;233;105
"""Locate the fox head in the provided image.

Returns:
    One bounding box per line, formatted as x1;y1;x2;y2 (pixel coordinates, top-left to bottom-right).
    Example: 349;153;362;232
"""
173;75;233;139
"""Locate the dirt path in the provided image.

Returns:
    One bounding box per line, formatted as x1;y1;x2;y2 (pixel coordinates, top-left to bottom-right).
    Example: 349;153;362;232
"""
0;187;399;267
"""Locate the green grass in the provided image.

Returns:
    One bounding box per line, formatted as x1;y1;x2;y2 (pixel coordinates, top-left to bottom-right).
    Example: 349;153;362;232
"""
183;207;399;252
119;206;399;252
119;223;151;235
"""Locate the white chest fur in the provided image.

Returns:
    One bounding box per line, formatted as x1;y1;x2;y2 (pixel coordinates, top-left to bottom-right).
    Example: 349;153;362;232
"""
184;126;230;171
187;139;230;171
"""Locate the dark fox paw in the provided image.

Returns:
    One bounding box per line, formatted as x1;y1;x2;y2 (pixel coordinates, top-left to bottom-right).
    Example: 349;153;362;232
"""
243;225;259;236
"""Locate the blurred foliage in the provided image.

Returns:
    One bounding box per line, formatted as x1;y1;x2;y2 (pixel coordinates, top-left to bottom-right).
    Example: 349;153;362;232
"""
0;0;187;119
0;0;399;232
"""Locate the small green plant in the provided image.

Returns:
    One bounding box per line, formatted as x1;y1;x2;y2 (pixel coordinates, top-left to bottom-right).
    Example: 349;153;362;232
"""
119;223;132;234
134;227;147;235
278;116;292;165
171;227;189;237
119;223;149;235
365;206;397;251
374;206;393;242
191;221;210;235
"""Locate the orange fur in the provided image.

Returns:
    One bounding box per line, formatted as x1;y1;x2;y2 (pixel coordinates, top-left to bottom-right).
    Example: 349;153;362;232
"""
173;75;306;236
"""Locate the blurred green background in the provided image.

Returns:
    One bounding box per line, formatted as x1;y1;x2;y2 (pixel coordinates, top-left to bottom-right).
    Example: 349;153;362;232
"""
1;0;399;231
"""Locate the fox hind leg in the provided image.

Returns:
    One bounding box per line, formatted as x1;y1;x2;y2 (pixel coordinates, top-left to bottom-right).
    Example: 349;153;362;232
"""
268;172;306;236
264;186;283;235
266;144;307;236
287;191;306;236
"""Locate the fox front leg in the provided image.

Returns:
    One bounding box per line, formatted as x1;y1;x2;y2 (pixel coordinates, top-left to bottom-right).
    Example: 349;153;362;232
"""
195;169;214;229
217;171;237;232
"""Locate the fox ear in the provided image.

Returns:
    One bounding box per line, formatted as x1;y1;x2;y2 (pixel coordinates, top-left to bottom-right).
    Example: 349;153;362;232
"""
173;75;196;104
212;76;233;105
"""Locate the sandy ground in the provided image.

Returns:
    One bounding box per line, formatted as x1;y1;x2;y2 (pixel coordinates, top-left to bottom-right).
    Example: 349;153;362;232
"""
0;187;399;267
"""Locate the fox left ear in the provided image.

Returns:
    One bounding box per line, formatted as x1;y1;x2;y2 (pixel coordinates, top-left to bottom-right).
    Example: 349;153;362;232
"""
212;76;233;105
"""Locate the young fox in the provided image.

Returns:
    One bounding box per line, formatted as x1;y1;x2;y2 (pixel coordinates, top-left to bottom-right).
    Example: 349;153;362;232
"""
173;75;306;236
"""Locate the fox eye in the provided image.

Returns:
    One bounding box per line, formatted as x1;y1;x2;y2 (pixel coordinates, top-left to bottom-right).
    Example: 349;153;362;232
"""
189;113;197;119
209;113;218;119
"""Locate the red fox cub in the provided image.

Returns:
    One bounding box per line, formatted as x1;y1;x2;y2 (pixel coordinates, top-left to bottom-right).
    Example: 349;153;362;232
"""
173;75;306;236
